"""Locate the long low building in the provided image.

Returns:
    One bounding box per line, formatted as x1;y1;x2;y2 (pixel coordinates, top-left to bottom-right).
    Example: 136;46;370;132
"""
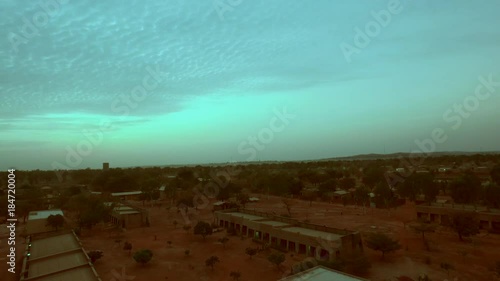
20;231;101;281
215;209;363;261
416;204;500;231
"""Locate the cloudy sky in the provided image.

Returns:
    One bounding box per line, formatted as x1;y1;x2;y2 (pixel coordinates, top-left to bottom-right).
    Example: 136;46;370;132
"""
1;0;499;170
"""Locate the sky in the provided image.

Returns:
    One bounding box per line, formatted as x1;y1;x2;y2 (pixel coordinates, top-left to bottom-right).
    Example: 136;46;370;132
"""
1;0;500;170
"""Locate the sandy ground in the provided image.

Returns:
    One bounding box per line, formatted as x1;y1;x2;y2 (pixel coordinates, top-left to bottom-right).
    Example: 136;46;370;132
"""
81;200;295;281
248;195;500;281
4;195;500;281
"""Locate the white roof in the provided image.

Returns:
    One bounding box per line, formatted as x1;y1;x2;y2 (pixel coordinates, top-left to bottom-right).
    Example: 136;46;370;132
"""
111;191;142;196
334;190;349;195
28;209;64;220
279;266;368;281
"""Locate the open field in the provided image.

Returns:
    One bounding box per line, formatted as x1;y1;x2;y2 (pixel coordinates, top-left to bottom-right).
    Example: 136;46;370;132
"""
75;195;500;281
2;195;500;281
249;195;500;281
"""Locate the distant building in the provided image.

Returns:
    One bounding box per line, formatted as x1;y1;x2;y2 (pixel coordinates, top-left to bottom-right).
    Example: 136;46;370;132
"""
213;201;239;211
278;265;369;281
26;209;66;235
20;231;101;281
103;162;109;170
111;191;142;201
107;202;150;228
416;204;500;231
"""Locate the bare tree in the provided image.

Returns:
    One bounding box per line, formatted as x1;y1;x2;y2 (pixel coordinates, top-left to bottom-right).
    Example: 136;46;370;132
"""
282;199;294;217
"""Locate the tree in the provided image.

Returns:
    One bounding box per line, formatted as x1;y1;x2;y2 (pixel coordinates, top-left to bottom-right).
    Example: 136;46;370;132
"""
362;165;385;188
184;249;190;257
183;224;192;233
194;221;213;241
133;249;153;266
69;195;112;231
218;237;229;248
173;220;178;229
236;192;249;208
483;183;500;209
288;179;304;197
177;168;195;182
245;247;258;259
205;255;220;271
123;241;132;256
398;173;436;203
338;177;356;190
451;212;479;241
318;179;336;198
87;250;103;264
282;199;294;217
421;178;439;204
46;214;64;231
268;252;286;269
140;181;160;206
354;186;370;214
301;189;317;206
229;271;242;281
374;182;394;210
365;232;402;260
440;262;454;276
491;164;500;185
410;219;437;250
450;172;481;204
216;186;231;201
16;200;32;223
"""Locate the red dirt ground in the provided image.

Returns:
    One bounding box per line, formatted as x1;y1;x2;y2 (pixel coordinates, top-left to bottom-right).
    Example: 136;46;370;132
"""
4;195;500;281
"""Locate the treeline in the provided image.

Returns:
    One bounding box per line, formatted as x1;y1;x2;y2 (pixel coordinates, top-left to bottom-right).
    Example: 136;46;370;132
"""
1;155;500;220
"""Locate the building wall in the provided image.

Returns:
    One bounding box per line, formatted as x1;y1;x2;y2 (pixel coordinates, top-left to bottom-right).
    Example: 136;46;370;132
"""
416;205;500;230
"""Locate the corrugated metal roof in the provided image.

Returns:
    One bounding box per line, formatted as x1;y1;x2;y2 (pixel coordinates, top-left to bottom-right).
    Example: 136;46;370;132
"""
279;266;369;281
28;209;64;220
22;232;100;281
111;191;142;196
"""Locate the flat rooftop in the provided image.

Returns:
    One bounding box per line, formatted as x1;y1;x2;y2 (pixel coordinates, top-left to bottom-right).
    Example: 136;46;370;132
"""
226;212;265;221
22;232;100;281
28;251;89;279
118;210;140;215
27;266;99;281
28;210;64;221
279;266;368;281
111;191;142;196
257;220;290;227
111;204;141;215
30;233;80;258
114;206;135;211
281;227;343;241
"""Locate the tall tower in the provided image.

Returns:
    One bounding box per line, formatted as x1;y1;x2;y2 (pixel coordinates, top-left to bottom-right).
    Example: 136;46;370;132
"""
103;162;109;171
